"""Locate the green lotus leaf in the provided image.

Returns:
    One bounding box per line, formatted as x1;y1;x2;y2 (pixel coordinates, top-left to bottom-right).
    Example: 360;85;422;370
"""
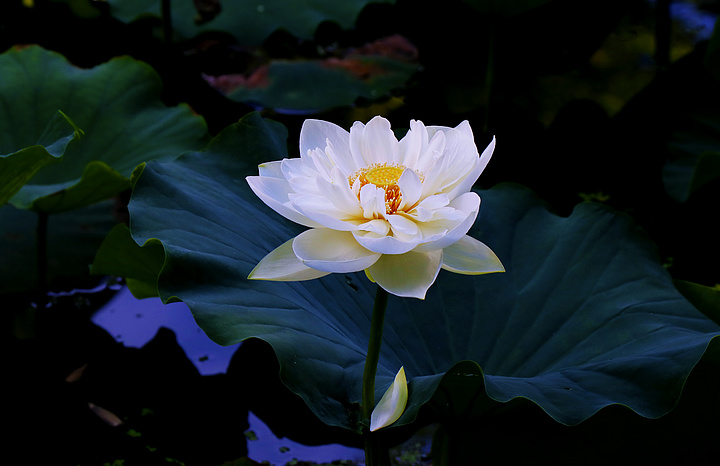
107;0;394;45
0;111;82;208
663;151;720;202
674;280;720;328
212;56;418;112
0;45;208;213
662;111;720;202
90;223;165;299
125;113;720;432
0;200;119;294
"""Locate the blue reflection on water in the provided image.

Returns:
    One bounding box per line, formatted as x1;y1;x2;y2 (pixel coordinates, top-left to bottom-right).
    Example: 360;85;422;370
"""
92;286;363;464
92;286;237;375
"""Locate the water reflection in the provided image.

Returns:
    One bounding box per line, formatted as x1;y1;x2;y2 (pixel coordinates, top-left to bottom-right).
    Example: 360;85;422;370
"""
92;286;364;464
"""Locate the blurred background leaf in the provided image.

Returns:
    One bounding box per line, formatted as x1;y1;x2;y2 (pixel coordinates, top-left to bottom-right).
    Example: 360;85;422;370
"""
204;35;419;113
106;0;395;45
0;111;82;207
0;45;209;213
0;200;120;293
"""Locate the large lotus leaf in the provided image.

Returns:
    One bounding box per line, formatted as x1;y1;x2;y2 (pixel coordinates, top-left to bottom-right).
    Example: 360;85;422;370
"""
124;113;720;432
0;200;120;294
0;111;82;208
0;45;208;213
106;0;394;45
90;223;165;299
209;56;418;113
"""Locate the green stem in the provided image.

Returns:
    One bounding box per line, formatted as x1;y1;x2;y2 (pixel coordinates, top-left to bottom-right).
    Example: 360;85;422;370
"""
655;0;671;75
362;285;390;466
36;211;49;298
161;0;172;45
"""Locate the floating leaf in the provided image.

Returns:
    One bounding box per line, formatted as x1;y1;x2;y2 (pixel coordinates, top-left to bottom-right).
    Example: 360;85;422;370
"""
107;0;395;45
204;36;419;112
124;113;720;433
0;45;208;213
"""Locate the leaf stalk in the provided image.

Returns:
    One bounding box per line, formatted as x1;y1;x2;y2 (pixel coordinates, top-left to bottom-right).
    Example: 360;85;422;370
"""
362;285;390;466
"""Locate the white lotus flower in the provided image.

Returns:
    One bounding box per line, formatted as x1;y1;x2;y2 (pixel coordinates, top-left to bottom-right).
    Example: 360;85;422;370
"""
246;116;504;299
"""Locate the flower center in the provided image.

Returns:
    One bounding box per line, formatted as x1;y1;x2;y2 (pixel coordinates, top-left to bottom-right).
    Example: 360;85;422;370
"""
364;165;404;186
349;163;423;215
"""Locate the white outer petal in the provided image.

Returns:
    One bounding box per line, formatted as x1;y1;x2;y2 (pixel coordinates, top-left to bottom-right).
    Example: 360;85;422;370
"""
349;116;399;167
397;168;423;211
258;160;284;177
441;235;505;274
419;126;477;198
291;194;360;231
248;238;330;281
281;157;314;182
370;366;408;431
246;175;321;228
445;135;495;200
357;219;390;236
368;249;443;299
407;193;450;222
359;184;386;219
477;134;495;178
353;230;421;255
415;130;446;180
364;116;401;164
397;120;423;168
315;167;363;217
292;229;381;273
300;119;349;158
414;192;480;253
386;214;419;237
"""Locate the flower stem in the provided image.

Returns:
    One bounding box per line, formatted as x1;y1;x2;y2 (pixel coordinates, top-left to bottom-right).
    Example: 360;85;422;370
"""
161;0;172;45
36;211;49;298
655;0;671;74
362;285;390;465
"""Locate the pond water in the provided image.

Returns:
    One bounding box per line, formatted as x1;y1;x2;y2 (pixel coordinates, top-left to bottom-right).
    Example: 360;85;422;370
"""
92;286;365;465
